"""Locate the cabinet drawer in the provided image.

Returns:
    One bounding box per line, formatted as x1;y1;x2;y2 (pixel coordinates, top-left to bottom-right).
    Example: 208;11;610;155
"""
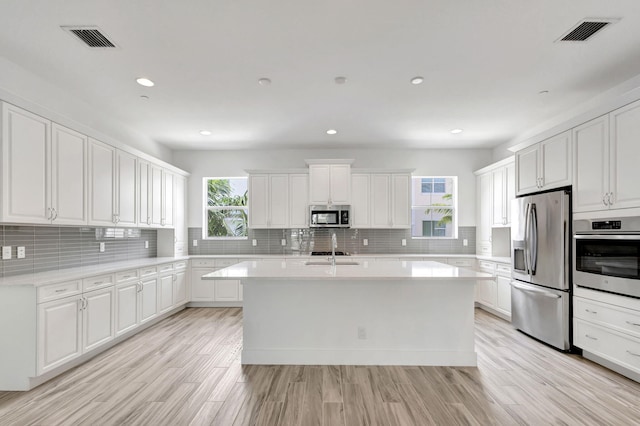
191;259;216;268
174;261;187;270
139;266;158;277
448;258;475;267
496;264;512;277
478;261;496;274
116;269;139;283
574;319;640;373
215;258;238;268
37;280;82;303
575;297;640;339
158;263;174;274
82;274;114;292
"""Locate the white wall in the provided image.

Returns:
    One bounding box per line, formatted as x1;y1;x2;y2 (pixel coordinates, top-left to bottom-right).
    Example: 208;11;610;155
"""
173;148;493;228
0;57;172;163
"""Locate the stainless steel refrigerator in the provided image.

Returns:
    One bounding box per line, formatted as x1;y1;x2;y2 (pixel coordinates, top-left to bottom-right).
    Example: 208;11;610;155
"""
511;188;571;350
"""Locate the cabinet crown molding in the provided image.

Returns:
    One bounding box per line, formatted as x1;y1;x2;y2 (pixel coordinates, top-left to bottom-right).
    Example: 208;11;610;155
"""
473;156;515;175
304;159;355;165
245;169;308;174
352;168;414;174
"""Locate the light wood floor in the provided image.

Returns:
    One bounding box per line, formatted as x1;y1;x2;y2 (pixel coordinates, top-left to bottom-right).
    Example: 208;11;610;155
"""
1;308;640;425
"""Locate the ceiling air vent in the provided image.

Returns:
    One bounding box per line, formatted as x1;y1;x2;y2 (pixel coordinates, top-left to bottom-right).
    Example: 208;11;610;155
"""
557;19;618;42
61;26;117;48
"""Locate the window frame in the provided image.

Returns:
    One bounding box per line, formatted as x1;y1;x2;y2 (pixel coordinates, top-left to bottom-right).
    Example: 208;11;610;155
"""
411;175;458;240
202;177;249;240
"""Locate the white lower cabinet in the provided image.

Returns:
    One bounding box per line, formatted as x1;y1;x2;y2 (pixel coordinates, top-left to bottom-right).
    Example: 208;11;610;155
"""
475;260;511;319
215;280;240;301
173;269;188;306
115;280;140;336
82;287;115;352
191;267;216;301
158;274;174;314
190;258;243;303
574;288;640;380
37;295;83;375
139;277;159;324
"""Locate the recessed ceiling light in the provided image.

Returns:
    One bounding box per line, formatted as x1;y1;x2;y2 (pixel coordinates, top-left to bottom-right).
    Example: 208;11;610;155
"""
258;78;271;86
326;129;338;135
410;76;424;85
136;77;155;87
450;128;463;134
334;76;347;85
199;130;212;136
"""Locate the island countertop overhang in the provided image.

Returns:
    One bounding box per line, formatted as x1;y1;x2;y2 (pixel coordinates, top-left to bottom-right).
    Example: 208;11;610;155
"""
202;259;494;281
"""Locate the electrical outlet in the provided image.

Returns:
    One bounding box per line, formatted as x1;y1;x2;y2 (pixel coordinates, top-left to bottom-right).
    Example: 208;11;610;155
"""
145;241;149;249
2;246;12;260
401;239;406;246
463;239;468;246
363;239;368;246
99;242;105;253
252;239;257;247
357;326;367;340
281;239;287;246
193;239;198;247
17;247;26;259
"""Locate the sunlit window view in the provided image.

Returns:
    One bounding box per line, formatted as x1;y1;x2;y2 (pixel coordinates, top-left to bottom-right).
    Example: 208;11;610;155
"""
411;176;457;238
203;177;248;238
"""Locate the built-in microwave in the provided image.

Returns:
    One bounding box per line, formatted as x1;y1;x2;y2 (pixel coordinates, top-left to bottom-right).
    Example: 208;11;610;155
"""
309;205;350;228
574;217;640;298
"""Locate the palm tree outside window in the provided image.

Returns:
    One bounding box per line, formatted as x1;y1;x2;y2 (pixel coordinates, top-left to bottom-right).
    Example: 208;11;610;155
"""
204;177;248;238
412;176;457;238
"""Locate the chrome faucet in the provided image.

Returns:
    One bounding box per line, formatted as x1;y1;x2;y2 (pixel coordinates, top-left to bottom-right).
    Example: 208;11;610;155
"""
330;232;337;267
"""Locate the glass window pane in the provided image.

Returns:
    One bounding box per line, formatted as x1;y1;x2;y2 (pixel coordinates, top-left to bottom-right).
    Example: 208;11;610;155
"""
207;178;248;207
207;208;248;238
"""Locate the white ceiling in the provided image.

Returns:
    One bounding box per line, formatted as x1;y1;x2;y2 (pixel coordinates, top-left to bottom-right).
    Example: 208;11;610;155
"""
1;0;640;151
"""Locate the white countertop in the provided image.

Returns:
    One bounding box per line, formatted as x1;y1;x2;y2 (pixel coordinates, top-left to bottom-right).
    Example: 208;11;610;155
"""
202;259;494;281
0;256;190;288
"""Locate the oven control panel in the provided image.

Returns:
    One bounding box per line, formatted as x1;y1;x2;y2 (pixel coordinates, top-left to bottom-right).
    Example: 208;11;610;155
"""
591;220;622;230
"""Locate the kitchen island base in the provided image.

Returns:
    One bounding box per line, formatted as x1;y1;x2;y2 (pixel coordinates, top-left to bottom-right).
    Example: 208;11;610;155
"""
242;278;477;366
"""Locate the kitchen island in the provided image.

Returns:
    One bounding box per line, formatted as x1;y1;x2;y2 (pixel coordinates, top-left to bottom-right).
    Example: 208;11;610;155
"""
203;259;493;366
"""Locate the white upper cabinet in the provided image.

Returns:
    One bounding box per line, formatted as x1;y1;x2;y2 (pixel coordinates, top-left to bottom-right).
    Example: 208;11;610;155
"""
248;174;268;228
88;139;117;226
248;174;289;228
289;174;309;228
308;163;351;205
150;165;163;227
268;174;289;228
370;174;391;228
476;172;492;253
391;174;411;228
574;100;640;213
174;174;187;246
351;174;370;228
115;150;137;227
162;171;174;227
1;103;87;225
608;100;640;210
491;160;515;227
138;161;152;227
515;130;571;195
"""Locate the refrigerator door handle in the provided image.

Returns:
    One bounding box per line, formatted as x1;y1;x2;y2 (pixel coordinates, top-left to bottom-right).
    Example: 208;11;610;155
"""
530;203;538;275
512;282;561;299
523;203;531;274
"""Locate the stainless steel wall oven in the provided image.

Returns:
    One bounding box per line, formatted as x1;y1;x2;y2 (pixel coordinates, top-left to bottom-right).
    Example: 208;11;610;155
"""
574;216;640;299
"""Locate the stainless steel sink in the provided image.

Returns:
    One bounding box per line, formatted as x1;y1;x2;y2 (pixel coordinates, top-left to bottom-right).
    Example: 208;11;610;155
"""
304;260;360;266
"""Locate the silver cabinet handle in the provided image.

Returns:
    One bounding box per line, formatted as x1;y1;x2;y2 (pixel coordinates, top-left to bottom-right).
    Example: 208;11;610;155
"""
608;192;614;206
78;299;83;311
47;207;53;221
602;194;608;206
147;217;151;225
626;321;640;327
52;208;58;221
585;334;598;340
627;350;640;357
585;309;597;314
55;288;67;293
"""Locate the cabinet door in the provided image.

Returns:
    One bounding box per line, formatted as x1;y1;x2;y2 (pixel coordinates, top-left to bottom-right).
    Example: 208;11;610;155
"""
496;276;512;316
491;168;505;226
215;280;239;301
289;174;309;228
51;124;87;225
163;171;174;227
370;174;391;228
248;174;269;228
83;287;115;352
540;131;571;190
609;100;640;210
308;165;331;204
269;174;289;228
174;175;187;244
391;174;411;228
115;282;139;336
139;278;158;323
138;161;151;227
505;162;515;224
115;150;137;227
351;174;370;228
515;144;540;196
88;139;116;225
150;165;163;226
329;165;351;204
173;271;188;306
477;279;497;308
37;295;82;374
477;173;492;246
191;268;216;301
573;116;609;213
158;274;174;313
2;103;50;223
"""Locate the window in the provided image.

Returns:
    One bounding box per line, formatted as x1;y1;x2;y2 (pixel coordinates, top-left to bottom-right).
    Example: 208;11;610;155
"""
203;177;248;239
412;176;457;238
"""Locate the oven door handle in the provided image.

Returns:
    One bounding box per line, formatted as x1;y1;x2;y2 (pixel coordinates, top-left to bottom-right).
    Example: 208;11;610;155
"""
573;234;640;240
